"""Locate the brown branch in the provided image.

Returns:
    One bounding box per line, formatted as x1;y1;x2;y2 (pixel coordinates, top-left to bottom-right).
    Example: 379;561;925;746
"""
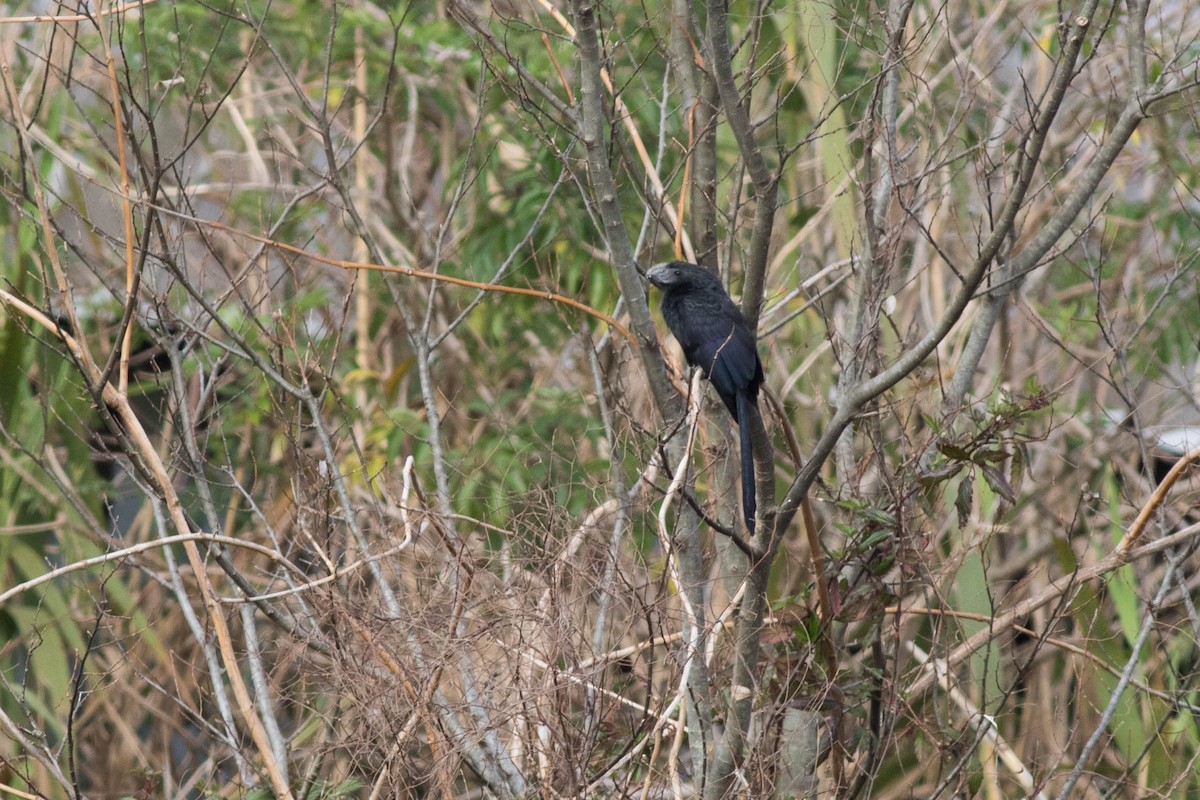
143;204;634;343
1117;443;1200;555
0;288;297;800
0;0;156;25
95;17;139;396
889;604;1200;712
906;520;1200;698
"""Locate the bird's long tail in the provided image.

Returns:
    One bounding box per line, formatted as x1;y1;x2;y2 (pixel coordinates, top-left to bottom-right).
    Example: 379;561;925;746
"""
736;390;756;533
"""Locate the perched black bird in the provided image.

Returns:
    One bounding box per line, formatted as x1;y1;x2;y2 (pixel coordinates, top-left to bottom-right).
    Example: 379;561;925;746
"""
646;261;764;532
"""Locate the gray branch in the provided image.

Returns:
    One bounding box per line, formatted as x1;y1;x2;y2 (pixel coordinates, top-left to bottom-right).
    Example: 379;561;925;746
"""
701;0;777;324
570;0;716;773
1054;549;1182;799
774;7;1153;537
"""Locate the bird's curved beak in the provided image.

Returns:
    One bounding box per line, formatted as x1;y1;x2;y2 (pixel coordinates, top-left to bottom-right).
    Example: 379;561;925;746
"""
645;263;669;289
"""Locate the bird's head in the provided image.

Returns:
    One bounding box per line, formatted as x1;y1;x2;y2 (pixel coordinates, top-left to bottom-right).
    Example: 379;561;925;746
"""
645;261;715;290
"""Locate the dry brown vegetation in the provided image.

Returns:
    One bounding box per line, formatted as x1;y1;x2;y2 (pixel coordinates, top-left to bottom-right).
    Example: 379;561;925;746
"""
1;0;1200;798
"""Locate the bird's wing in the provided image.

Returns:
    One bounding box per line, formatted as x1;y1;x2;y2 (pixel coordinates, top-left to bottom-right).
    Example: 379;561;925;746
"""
676;322;757;418
691;323;760;393
660;281;762;408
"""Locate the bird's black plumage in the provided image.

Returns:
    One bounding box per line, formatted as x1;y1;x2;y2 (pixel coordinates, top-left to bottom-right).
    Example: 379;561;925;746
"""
646;261;764;532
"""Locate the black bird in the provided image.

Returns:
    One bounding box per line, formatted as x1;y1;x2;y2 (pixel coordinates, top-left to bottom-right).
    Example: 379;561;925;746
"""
646;261;765;532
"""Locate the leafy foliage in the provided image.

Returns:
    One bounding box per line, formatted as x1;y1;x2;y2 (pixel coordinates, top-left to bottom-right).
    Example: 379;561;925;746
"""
0;0;1199;797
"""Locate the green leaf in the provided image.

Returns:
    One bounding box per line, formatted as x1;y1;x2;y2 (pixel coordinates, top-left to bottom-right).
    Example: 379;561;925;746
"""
939;443;972;461
979;464;1015;504
954;475;973;528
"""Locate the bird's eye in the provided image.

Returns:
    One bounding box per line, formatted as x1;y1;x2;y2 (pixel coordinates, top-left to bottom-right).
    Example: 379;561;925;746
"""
673;268;681;276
